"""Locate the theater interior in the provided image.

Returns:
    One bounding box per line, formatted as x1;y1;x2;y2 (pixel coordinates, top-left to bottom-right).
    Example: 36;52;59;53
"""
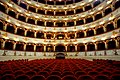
0;0;120;80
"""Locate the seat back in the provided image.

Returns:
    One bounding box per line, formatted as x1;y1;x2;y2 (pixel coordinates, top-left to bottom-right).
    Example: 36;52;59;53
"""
31;75;45;80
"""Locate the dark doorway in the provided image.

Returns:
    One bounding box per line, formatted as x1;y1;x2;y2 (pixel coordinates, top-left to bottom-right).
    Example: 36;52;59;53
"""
56;53;65;59
55;44;65;52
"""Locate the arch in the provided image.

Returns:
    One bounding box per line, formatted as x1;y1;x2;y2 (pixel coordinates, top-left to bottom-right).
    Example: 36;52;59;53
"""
16;28;25;36
87;43;95;51
106;22;114;32
87;29;94;37
36;32;44;39
15;42;24;51
6;24;15;33
0;3;6;13
4;41;14;50
77;31;84;38
27;18;35;24
26;44;34;51
55;44;65;52
36;44;44;52
77;43;85;51
56;33;65;39
95;12;102;20
26;30;34;38
117;18;120;28
56;53;65;59
107;40;116;49
96;27;104;35
8;9;16;18
18;14;26;22
0;21;4;30
97;42;105;50
46;33;53;39
46;44;54;52
67;44;75;52
68;33;75;39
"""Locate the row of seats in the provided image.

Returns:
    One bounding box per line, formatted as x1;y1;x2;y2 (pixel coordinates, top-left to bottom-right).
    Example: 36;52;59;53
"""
0;59;120;80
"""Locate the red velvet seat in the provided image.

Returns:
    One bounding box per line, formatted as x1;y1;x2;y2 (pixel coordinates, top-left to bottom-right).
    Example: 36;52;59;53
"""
61;71;74;77
38;71;49;78
2;70;13;76
1;74;15;80
50;71;61;76
94;75;110;80
31;75;45;80
110;74;120;80
78;75;94;80
14;70;25;77
62;75;77;80
75;71;86;78
15;75;30;80
46;75;61;80
25;71;36;78
88;71;99;76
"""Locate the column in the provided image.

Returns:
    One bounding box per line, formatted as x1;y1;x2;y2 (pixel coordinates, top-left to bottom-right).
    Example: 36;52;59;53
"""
115;39;119;48
45;10;47;15
113;21;117;29
54;10;55;15
91;3;94;8
54;45;55;52
54;22;56;27
2;41;5;49
94;43;97;56
44;45;46;52
34;31;37;38
44;33;46;39
83;19;86;24
4;24;7;31
74;21;76;26
101;11;104;16
75;44;77;52
104;41;108;49
24;30;27;36
65;33;68;39
75;32;77;38
24;44;26;51
35;20;37;25
34;45;36;52
13;42;16;50
14;28;17;34
111;4;114;11
83;7;85;11
16;14;19;19
26;17;28;22
44;21;46;26
103;25;106;32
54;33;56;39
104;41;107;56
6;8;9;14
85;43;87;56
27;5;29;10
92;15;95;21
65;22;67;26
65;45;67;52
36;8;38;13
65;11;67;15
84;31;87;37
18;0;20;5
93;29;96;35
74;9;76;14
